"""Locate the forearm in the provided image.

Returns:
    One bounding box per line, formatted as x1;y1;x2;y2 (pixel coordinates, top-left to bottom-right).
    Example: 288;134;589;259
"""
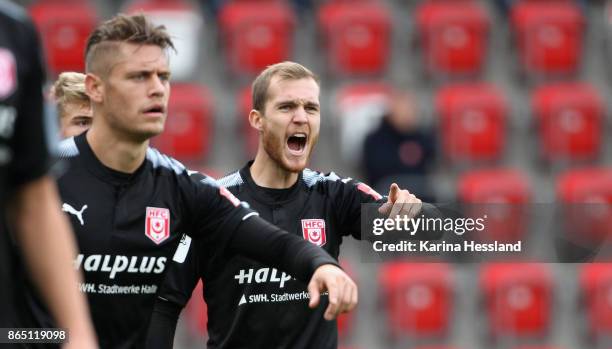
13;177;95;341
145;298;182;349
229;216;339;283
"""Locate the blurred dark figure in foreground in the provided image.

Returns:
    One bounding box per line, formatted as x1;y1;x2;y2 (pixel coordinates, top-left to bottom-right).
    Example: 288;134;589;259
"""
0;1;96;347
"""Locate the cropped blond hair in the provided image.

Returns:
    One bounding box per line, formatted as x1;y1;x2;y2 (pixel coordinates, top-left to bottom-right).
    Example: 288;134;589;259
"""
251;61;320;112
50;72;89;117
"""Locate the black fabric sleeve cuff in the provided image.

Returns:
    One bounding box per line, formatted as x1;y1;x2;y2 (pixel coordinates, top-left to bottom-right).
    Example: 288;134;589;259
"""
228;215;340;283
144;298;182;349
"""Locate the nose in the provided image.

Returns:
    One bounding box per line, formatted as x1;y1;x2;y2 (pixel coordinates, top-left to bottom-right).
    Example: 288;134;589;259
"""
292;106;308;124
149;75;166;98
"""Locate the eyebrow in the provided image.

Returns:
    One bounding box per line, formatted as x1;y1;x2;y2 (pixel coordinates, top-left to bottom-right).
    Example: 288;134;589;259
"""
71;114;92;119
126;69;171;77
275;100;320;108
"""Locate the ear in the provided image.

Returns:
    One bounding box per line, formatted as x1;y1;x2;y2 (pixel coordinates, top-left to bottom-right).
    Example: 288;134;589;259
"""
85;73;103;104
248;109;264;133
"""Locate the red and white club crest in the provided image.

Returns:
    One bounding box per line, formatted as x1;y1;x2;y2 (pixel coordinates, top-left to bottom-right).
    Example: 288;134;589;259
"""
357;183;383;200
301;219;326;247
0;48;17;99
145;207;170;244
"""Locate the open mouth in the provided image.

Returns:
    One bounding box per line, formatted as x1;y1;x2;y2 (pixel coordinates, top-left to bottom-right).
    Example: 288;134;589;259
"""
144;105;165;116
287;133;307;155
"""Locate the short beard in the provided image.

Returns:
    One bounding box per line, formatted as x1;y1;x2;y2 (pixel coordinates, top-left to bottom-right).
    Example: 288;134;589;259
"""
262;128;309;173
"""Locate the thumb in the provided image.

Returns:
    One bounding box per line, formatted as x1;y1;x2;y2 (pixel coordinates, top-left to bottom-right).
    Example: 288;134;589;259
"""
379;183;399;215
307;279;321;309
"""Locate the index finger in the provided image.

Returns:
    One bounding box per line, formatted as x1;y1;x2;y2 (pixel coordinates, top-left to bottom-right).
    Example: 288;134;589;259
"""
324;283;341;320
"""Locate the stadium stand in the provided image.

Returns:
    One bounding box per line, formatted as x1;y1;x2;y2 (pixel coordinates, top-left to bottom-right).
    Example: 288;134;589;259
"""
27;0;612;347
435;82;508;163
556;167;612;246
150;83;213;163
333;82;394;166
379;262;454;339
237;85;259;158
510;0;585;78
124;0;204;82
580;263;612;340
28;0;97;77
218;0;295;75
415;0;490;79
458;168;531;243
317;0;391;76
531;82;604;164
480;263;553;338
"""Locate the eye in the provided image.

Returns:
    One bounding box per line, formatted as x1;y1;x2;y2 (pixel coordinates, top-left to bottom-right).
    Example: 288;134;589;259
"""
73;117;92;127
131;73;146;81
278;104;291;112
159;74;170;82
305;105;319;113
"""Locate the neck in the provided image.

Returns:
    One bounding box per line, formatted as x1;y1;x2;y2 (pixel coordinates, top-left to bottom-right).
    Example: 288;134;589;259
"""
250;149;300;189
86;123;148;174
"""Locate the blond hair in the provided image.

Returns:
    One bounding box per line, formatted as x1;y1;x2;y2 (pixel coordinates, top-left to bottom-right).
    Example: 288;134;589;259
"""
251;61;320;112
50;72;89;117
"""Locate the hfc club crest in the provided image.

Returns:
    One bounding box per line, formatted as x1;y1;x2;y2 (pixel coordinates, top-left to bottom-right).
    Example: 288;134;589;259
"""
301;219;326;247
145;207;170;244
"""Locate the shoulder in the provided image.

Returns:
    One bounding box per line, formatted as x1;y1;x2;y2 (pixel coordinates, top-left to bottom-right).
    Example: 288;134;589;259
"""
57;137;79;158
145;147;188;176
302;168;346;189
0;2;37;45
303;168;384;201
0;1;29;26
216;170;243;189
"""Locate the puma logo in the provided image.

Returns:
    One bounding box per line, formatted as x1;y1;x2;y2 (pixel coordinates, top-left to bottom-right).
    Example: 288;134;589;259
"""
62;203;88;226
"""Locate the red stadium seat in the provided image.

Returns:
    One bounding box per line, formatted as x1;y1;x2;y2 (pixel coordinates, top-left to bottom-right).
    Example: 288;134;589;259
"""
183;280;208;337
458;169;531;243
318;0;391;75
238;86;259;158
151;83;213;162
124;0;203;82
510;1;584;77
480;263;552;337
556;168;612;245
28;0;97;76
334;82;394;164
379;262;453;338
415;0;490;78
580;263;612;338
219;1;295;75
435;83;507;162
532;82;604;163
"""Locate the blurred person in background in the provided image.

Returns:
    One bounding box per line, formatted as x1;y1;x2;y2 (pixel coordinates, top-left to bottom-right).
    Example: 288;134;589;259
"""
50;72;92;138
362;90;436;202
24;14;356;348
148;61;441;349
0;1;97;347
